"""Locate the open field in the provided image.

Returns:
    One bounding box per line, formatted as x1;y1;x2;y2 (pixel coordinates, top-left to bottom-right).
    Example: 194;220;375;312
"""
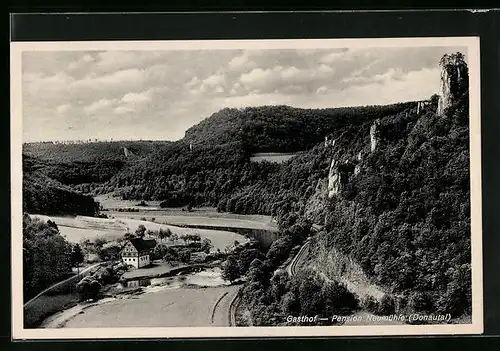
43;284;239;328
97;195;277;224
95;195;163;210
250;152;298;163
31;213;249;252
110;211;277;231
115;217;248;252
31;214;127;243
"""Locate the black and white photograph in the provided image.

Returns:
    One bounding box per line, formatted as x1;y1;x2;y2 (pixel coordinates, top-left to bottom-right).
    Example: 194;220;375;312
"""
10;37;482;338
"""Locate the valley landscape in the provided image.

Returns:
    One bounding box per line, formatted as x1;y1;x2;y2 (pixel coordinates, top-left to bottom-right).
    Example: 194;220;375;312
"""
19;45;475;332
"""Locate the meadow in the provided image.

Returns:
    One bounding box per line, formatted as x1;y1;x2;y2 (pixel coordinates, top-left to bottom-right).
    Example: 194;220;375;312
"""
249;152;298;163
31;214;127;243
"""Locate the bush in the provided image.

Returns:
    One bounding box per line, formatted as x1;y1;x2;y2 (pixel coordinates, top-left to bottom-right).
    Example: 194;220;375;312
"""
222;255;242;283
377;294;396;315
321;279;359;317
286;268;358;320
361;295;379;314
178;249;191;263
266;236;294;267
409;291;433;313
436;264;471;317
76;277;102;301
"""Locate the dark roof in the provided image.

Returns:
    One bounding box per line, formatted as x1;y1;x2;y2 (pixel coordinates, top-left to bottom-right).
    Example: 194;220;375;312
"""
129;238;157;252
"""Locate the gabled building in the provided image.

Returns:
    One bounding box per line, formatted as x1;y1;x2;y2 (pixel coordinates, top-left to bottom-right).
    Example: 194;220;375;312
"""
121;238;157;269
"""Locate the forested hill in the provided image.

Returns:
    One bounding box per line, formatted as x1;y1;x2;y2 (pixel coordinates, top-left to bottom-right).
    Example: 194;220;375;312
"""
184;103;415;153
23;102;418;209
23;155;99;216
23;140;172;164
233;52;472;325
102;102;417;202
22;141;171;215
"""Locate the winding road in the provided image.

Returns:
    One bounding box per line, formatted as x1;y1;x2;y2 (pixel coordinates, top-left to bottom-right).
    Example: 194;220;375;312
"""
286;224;321;277
228;225;321;326
286;239;311;276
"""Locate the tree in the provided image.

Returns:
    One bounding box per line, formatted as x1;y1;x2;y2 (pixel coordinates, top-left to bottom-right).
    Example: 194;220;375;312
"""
71;243;84;266
201;238;213;253
46;219;59;231
124;232;135;240
77;277;102;301
171;233;179;244
180;234;187;245
377;294;396;315
266;236;293;267
98;242;121;261
23;215;73;301
192;233;201;243
152;244;169;261
71;243;85;279
222;255;242;283
135;224;147;238
158;228;172;243
163;247;179;264
178;250;191;263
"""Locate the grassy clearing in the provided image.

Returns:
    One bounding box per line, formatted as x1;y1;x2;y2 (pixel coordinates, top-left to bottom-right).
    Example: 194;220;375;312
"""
97;194;276;224
31;214;127;243
94;195;163;210
24;293;79;328
249;152;298;163
109;212;277;231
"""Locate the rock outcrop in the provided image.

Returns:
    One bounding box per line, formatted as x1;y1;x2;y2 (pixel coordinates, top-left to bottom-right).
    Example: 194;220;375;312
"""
354;163;361;176
324;135;335;148
327;158;341;198
327;158;356;198
416;100;431;115
370;120;381;152
437;53;468;116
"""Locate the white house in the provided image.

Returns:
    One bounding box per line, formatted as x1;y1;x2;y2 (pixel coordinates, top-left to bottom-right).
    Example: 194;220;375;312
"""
121;238;157;269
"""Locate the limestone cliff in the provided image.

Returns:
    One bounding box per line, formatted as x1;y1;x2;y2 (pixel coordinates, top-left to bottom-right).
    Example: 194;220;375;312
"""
327;158;341;198
327;159;356;198
437;53;469;116
370;120;380;152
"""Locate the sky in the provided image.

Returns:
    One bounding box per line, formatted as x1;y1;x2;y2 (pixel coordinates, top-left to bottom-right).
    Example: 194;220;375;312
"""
22;46;467;142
